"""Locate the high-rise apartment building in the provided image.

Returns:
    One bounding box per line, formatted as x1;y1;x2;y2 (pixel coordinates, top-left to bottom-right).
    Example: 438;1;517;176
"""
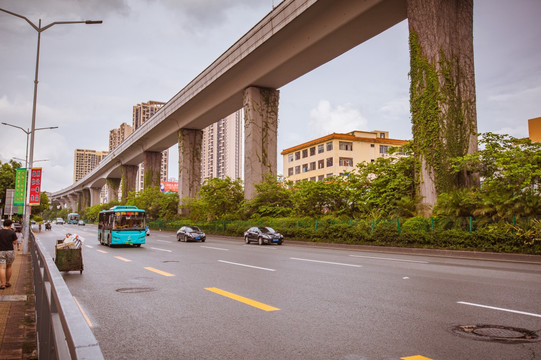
109;122;133;151
201;109;243;181
73;149;109;183
281;130;408;183
529;117;541;142
132;100;168;191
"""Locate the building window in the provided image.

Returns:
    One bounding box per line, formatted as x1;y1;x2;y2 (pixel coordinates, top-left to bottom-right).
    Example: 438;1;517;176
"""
309;162;316;171
318;159;325;169
379;145;389;154
326;142;333;151
302;149;308;158
339;141;353;151
326;157;333;167
288;167;293;176
288;154;294;162
380;133;385;138
302;164;308;173
326;173;333;178
295;151;301;160
370;144;375;148
317;144;324;154
309;147;316;156
310;177;316;182
339;157;353;167
318;175;324;181
295;166;301;174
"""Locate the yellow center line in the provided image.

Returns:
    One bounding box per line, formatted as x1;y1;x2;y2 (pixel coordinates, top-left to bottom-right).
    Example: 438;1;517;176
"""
205;287;280;312
115;256;132;262
401;356;434;360
96;250;108;254
144;267;175;277
73;296;93;328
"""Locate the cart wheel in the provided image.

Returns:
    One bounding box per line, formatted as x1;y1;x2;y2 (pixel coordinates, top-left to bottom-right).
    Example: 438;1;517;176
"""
80;270;83;274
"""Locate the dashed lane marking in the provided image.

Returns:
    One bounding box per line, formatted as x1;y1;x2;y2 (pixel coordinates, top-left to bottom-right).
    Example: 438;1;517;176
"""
458;301;541;318
290;257;362;268
97;249;108;254
205;287;280;312
201;246;229;251
401;356;434;360
144;267;175;277
151;247;172;253
115;256;132;262
349;254;429;264
218;260;275;271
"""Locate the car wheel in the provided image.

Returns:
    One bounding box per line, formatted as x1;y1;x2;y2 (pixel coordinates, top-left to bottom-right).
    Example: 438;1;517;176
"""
245;236;250;244
201;239;205;242
258;237;263;246
177;234;181;241
278;241;283;245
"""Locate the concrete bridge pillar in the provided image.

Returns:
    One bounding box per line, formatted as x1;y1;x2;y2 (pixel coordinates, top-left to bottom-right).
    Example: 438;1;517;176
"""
106;178;121;202
121;165;138;200
243;86;279;199
177;128;203;215
144;151;163;189
68;194;78;212
89;187;102;206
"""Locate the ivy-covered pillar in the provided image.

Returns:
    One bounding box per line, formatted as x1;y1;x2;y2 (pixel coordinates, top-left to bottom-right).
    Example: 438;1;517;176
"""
80;189;91;211
243;86;279;199
144;151;162;189
121;165;138;201
106;178;120;202
68;194;78;212
407;0;478;214
89;187;102;206
178;128;203;215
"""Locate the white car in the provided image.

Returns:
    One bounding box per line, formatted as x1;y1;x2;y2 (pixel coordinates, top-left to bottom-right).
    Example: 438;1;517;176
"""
56;218;65;225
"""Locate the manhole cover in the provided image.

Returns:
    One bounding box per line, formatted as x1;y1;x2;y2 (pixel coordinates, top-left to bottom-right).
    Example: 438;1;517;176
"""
116;287;156;293
452;325;539;343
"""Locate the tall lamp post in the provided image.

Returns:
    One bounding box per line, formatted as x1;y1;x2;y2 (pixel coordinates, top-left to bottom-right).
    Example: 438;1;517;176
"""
0;8;102;254
1;123;58;168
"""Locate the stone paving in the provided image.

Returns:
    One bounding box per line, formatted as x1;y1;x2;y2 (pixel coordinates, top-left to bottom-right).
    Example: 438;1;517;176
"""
0;251;37;359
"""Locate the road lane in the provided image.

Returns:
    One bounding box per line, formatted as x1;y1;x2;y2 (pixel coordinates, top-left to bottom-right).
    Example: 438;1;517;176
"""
35;227;541;359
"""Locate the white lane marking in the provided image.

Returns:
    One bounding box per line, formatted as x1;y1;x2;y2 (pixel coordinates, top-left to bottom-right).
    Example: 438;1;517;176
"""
218;260;275;271
73;296;94;328
151;247;172;253
85;245;93;249
201;246;229;251
349;254;428;264
156;240;169;243
403;277;410;280
458;301;541;318
290;257;362;268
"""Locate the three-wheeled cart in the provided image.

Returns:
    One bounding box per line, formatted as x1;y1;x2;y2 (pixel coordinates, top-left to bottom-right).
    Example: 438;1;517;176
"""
55;240;84;274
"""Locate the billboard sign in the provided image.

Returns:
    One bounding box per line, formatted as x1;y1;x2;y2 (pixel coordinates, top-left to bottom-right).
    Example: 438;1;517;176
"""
29;168;42;206
14;168;27;206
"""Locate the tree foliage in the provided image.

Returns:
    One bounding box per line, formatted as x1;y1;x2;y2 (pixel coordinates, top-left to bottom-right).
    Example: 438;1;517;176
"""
244;174;293;218
435;133;541;219
182;177;244;221
0;160;22;209
125;186;179;220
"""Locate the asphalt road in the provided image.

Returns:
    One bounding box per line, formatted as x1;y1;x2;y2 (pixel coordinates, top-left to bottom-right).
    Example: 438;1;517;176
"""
37;225;541;360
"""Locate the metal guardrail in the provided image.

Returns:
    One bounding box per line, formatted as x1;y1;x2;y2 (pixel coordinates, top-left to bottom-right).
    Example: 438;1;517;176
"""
30;233;104;359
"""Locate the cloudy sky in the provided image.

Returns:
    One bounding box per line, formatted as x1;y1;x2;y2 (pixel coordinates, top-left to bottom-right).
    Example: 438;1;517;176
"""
0;0;540;193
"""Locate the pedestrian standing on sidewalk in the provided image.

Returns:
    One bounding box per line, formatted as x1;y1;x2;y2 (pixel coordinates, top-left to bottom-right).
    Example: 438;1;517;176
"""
15;229;23;251
0;219;17;290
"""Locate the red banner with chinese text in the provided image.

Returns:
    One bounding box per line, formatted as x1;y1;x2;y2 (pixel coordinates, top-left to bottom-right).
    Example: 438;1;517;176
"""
29;168;42;206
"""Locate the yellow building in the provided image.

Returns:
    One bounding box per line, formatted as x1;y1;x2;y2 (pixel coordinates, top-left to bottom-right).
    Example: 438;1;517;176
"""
281;130;409;182
528;117;541;142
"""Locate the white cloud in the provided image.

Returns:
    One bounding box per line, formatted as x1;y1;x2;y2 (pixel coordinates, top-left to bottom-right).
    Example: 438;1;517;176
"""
308;100;368;138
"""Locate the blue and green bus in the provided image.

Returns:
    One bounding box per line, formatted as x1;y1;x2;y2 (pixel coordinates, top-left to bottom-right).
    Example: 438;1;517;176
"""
98;206;146;247
67;213;80;224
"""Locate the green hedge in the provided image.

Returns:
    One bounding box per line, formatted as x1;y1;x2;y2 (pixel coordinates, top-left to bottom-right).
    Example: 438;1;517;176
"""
146;216;541;255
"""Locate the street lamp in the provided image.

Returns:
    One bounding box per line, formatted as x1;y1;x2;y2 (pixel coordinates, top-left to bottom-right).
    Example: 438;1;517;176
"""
1;122;58;168
0;8;102;254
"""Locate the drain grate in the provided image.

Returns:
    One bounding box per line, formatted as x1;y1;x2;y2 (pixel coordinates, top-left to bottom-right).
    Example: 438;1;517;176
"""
116;287;156;294
452;325;539;344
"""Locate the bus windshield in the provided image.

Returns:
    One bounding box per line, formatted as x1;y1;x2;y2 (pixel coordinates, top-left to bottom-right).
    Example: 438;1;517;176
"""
113;213;145;230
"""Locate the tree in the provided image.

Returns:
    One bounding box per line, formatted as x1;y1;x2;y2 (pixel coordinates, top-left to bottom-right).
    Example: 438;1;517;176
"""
407;0;478;213
0;160;22;210
31;192;50;219
182;177;244;221
442;133;541;219
244;174;293;218
125;186;179;220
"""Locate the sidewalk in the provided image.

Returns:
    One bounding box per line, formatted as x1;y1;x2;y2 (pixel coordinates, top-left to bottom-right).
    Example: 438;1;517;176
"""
0;251;37;359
